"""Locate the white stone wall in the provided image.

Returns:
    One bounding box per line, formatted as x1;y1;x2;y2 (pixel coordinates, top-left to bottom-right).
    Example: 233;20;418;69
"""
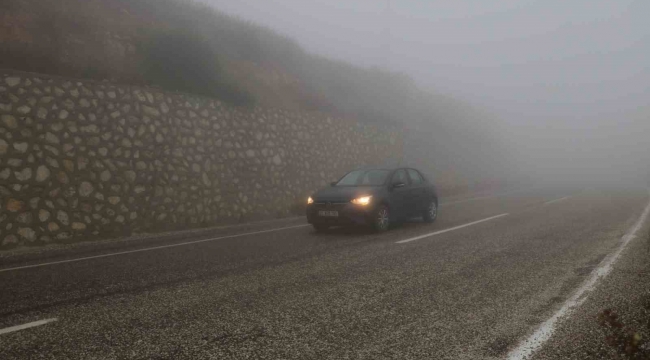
0;71;403;248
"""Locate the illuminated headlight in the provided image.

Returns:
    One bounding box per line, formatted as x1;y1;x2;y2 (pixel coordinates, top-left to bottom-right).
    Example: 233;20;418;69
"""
351;196;372;206
307;197;314;205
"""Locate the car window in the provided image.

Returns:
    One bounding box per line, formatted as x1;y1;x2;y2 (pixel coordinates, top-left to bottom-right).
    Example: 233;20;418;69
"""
391;170;409;185
336;170;390;186
336;170;363;186
407;169;423;185
359;170;390;186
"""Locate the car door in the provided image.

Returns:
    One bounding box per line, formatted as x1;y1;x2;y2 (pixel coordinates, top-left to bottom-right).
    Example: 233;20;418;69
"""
407;169;428;215
388;169;411;220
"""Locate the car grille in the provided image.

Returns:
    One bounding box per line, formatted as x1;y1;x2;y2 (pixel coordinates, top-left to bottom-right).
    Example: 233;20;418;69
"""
313;201;348;209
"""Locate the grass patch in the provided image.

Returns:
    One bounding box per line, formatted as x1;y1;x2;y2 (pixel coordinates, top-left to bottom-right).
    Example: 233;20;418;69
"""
598;308;650;359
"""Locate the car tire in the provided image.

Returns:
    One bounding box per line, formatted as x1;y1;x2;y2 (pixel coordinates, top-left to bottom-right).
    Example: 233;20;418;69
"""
313;224;329;232
423;199;438;223
372;205;391;232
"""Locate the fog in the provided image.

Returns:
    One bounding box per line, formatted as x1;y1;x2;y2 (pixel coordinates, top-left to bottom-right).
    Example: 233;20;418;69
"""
206;0;650;187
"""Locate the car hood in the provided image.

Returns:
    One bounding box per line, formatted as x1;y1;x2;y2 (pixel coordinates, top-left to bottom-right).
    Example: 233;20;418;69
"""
312;186;379;202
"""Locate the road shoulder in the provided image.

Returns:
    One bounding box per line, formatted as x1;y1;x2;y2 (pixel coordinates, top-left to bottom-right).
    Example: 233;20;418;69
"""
532;213;650;359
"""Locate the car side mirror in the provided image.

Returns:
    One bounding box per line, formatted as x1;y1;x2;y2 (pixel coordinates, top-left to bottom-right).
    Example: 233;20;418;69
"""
391;182;406;189
330;181;337;187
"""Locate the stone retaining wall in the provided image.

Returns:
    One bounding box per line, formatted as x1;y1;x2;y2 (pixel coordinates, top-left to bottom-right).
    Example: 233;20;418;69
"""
0;70;402;248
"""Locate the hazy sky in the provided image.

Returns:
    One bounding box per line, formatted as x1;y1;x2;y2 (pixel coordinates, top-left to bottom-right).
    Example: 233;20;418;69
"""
205;0;650;182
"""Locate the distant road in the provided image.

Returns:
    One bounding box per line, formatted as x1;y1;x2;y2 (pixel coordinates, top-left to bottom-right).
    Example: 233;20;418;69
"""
0;187;648;359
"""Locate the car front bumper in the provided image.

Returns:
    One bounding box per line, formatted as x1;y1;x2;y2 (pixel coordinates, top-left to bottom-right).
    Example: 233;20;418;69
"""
306;202;375;226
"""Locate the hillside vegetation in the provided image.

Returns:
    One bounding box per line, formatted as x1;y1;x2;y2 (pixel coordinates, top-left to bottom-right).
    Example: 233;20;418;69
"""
1;0;467;124
0;0;512;190
0;0;404;112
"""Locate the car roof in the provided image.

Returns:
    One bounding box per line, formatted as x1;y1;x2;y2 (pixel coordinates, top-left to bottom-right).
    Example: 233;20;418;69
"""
345;167;431;183
353;166;421;172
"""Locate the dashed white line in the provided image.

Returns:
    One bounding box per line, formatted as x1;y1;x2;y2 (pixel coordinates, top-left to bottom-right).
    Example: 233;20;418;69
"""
440;188;533;206
0;318;58;336
506;193;650;360
396;213;510;244
544;196;571;205
0;224;310;273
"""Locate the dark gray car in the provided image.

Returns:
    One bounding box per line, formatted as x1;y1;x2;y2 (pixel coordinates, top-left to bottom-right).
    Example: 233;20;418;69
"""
306;167;438;232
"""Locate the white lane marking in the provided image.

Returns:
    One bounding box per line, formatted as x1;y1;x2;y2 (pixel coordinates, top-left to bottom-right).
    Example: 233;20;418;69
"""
544;196;571;205
0;318;58;336
0;225;310;273
194;216;305;230
506;193;650;360
396;213;510;244
440;188;532;206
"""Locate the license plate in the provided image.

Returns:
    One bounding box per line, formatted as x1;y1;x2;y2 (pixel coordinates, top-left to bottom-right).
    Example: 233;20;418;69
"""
318;210;339;217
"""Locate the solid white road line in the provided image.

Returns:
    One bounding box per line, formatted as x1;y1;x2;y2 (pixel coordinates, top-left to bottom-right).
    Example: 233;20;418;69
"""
396;213;510;244
0;318;58;336
506;193;650;360
544;196;571;205
0;224;310;273
194;216;306;230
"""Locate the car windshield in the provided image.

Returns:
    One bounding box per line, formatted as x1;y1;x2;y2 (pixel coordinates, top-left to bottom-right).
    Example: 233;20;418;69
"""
335;170;391;186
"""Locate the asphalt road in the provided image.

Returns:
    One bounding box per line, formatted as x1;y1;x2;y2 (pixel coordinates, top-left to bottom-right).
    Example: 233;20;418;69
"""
0;186;648;359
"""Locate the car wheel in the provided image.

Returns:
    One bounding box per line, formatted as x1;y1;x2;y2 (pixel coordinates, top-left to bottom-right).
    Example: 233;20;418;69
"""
372;205;391;232
313;224;329;232
423;200;438;223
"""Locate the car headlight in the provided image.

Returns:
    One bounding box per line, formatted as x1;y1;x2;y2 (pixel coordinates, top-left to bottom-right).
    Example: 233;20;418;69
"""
307;197;314;205
351;196;372;206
